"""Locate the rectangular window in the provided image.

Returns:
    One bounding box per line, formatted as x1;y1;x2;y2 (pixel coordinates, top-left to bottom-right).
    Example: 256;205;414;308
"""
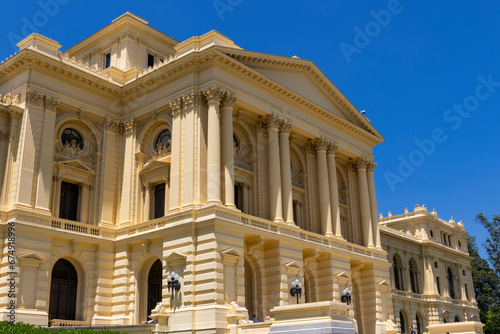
436;277;441;295
148;53;155;68
234;183;242;211
59;181;79;221
104;52;111;69
154;183;165;219
465;284;469;301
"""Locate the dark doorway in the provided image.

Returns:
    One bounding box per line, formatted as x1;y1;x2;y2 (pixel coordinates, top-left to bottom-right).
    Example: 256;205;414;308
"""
59;182;79;221
49;259;78;321
154;183;165;219
147;260;163;316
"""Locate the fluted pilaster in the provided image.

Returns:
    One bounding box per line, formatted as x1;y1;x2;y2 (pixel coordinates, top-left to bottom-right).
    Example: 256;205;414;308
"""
204;85;223;204
221;92;237;208
279;120;294;224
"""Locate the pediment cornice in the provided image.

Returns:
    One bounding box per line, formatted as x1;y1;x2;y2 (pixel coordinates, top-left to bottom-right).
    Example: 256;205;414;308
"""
58;159;96;176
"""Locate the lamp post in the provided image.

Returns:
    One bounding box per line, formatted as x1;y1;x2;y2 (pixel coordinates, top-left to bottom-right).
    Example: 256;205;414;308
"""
167;271;181;300
290;279;303;304
341;287;351;305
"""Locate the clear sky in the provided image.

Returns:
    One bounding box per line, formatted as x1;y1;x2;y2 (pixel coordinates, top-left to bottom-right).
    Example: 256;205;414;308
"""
1;0;498;260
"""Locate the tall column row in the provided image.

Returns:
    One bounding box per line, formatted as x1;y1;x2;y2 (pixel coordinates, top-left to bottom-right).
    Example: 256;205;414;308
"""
348;157;381;249
307;137;342;238
258;114;295;224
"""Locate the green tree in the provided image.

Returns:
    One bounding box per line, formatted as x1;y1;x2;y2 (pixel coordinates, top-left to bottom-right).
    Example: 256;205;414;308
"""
473;214;500;334
467;236;500;315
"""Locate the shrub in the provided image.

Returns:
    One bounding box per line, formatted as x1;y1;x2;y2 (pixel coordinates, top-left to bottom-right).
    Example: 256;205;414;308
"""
0;321;124;333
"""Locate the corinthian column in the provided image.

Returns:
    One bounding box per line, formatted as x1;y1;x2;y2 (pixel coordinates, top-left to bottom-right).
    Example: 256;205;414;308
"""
262;114;283;222
221;92;237;208
168;98;182;211
367;161;381;248
315;138;333;236
279;120;294;224
204;85;223;204
327;143;342;238
352;157;374;248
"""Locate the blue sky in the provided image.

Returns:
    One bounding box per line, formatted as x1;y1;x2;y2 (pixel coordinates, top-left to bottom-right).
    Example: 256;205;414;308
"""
1;0;498;260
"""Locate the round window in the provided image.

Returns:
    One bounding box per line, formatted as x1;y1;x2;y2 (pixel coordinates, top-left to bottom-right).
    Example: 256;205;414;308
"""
155;129;171;149
61;128;84;149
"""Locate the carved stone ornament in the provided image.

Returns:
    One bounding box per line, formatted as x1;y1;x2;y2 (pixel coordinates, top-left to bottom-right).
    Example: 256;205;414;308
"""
56;140;92;163
153;142;171;158
221;92;237;108
203;84;223;104
347;159;358;173
169;97;183;116
26;89;44;107
106;118;120;134
279;119;292;134
151;302;168;316
306;139;316;155
259;113;282;131
327;142;338;155
349;157;370;170
367;161;377;172
182;91;197;109
123;118;135;135
45;96;59;112
314;137;332;152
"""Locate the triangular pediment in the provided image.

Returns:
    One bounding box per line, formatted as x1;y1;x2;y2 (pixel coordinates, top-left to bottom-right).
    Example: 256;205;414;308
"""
164;251;187;265
18;252;44;262
284;261;302;273
140;159;170;177
58;159;95;176
220;48;383;142
221;248;242;259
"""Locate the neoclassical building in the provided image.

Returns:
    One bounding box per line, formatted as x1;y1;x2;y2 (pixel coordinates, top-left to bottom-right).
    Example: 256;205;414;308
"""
0;12;482;334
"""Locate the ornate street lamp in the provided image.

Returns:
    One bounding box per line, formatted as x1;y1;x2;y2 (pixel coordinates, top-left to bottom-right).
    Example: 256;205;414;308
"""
290;279;303;304
341;287;351;305
167;271;181;299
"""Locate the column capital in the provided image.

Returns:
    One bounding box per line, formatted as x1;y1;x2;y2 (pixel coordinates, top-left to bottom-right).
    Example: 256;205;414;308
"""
26;88;44;107
258;113;282;131
327;142;338;155
367;161;377;173
105;117;120;134
182;91;198;109
313;137;332;153
348;157;371;171
45;95;59;112
202;84;223;104
278;119;292;134
221;92;237;108
169;97;183;116
306;139;316;156
123;118;135;136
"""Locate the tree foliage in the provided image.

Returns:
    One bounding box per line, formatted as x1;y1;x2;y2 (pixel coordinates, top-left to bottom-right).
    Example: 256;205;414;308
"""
0;321;124;333
467;235;500;314
471;213;500;334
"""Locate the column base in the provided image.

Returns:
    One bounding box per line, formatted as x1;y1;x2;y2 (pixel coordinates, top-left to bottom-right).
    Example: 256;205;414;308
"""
285;220;296;225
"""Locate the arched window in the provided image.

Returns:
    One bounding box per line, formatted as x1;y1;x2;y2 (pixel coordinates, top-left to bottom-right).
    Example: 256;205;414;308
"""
416;313;422;334
233;134;239;151
400;311;406;333
61;128;84;149
454;315;460;322
244;259;255;319
147;260;162;315
448;267;455;299
155;129;171;149
49;259;78;321
393;255;404;291
409;258;420;294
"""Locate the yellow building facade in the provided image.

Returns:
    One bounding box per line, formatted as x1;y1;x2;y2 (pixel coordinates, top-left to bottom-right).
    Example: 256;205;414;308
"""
0;12;482;334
